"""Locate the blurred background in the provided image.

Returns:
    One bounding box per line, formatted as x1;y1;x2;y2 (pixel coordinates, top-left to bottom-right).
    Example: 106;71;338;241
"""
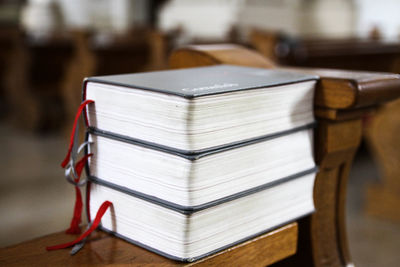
1;0;400;266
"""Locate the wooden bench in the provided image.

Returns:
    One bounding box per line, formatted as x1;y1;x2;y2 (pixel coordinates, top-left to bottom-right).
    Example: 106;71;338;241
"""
1;45;400;266
250;29;400;225
4;31;73;131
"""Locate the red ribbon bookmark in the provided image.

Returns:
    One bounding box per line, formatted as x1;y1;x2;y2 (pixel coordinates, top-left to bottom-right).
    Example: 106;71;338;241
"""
46;201;112;251
47;98;109;253
65;153;93;234
61;99;94;168
61;99;95;235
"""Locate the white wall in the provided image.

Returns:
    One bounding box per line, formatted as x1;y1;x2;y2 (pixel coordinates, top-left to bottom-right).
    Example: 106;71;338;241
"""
237;0;357;39
57;0;149;32
158;0;243;40
355;0;400;39
24;0;400;39
158;0;400;40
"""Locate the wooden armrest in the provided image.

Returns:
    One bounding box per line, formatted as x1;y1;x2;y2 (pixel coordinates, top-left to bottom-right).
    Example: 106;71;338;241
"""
8;45;397;267
169;44;400;267
0;223;297;266
170;45;400;112
281;67;400;109
170;44;276;69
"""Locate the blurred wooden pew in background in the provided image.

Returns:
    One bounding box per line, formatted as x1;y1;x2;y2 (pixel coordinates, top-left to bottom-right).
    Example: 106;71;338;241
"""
61;28;177;135
3;29;73;131
250;28;400;72
0;26;19;119
364;98;400;223
0;27;177;133
250;29;400;224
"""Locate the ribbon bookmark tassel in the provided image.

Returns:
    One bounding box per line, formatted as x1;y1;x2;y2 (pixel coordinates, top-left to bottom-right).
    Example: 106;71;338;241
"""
46;201;113;252
47;99;104;252
65;153;93;234
61;100;94;235
66;187;83;235
61;99;94;168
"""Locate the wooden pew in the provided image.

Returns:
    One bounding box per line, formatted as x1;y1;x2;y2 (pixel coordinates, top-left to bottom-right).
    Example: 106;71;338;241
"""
364;99;400;223
250;29;400;72
4;31;73;131
249;29;400;225
0;26;20;118
1;45;400;267
169;44;400;266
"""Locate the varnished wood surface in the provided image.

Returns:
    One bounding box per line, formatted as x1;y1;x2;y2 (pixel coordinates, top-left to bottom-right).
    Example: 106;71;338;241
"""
170;45;400;110
365;99;400;223
311;120;362;266
7;44;400;267
281;67;400;109
168;44;400;266
269;36;400;73
277;120;362;267
366;185;400;223
250;29;280;62
169;44;275;69
251;30;400;226
0;223;298;267
314;107;374;121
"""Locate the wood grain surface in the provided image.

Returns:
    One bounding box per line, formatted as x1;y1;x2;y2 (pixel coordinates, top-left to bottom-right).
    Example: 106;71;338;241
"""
281;67;400;109
168;44;400;266
170;46;400;110
365;99;400;223
0;223;297;267
169;44;275;69
6;44;400;267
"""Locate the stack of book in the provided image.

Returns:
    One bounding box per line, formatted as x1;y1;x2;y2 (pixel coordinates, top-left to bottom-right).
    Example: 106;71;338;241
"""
83;65;318;262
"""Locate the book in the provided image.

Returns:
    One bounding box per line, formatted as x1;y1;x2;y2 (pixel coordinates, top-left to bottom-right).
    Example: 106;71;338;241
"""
80;65;318;262
87;126;316;208
83;65;317;153
88;171;316;262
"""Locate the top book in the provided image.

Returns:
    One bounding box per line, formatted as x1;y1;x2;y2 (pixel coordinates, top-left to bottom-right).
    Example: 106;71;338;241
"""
83;65;318;153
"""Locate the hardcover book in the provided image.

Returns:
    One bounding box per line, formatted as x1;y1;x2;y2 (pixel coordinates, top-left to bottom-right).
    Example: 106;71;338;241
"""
83;65;318;153
87;126;316;208
88;171;316;262
79;65;319;262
